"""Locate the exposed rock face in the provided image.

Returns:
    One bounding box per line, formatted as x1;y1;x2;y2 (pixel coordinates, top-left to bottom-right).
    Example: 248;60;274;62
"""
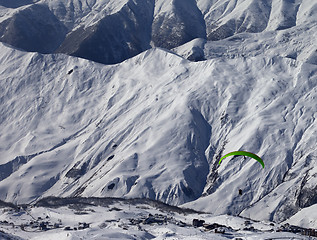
56;0;154;64
151;0;206;49
0;4;67;53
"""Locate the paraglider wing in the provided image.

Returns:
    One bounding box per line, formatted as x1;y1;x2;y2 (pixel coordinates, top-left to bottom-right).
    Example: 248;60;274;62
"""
219;151;265;168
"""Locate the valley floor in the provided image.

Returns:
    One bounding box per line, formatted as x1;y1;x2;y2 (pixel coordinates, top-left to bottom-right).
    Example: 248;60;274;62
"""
0;197;315;240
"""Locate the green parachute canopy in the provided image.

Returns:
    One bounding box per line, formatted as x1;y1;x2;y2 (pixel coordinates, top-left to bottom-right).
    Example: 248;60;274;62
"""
219;151;265;168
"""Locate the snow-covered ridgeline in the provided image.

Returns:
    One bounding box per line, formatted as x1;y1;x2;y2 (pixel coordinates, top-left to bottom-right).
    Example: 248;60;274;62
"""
0;0;316;64
0;35;317;226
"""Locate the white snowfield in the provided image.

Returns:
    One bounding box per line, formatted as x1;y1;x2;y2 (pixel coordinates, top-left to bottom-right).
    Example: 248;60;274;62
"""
1;20;317;223
0;0;317;239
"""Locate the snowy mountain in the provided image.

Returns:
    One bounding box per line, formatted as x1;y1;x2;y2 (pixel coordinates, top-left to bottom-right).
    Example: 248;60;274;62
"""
0;0;316;64
0;0;317;234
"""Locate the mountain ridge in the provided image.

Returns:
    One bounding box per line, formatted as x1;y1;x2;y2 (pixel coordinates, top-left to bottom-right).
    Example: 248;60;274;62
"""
1;40;317;225
0;0;315;64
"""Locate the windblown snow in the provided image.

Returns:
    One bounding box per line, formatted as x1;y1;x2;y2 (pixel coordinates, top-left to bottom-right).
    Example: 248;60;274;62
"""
0;0;317;238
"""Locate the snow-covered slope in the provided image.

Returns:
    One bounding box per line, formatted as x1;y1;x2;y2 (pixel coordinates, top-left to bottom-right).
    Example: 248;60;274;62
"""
0;44;211;206
0;0;317;230
0;0;315;64
199;0;317;38
1;17;317;226
285;204;317;229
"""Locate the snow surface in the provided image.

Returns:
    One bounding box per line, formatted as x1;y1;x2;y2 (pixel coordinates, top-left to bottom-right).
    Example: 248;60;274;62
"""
1;0;316;64
1;18;317;225
0;0;317;238
172;38;206;61
285;204;317;229
0;198;313;240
